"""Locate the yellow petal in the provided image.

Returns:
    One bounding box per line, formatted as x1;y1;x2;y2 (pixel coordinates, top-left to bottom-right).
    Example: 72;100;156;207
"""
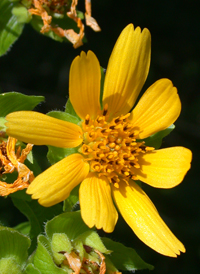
79;173;118;232
134;147;192;188
6;111;83;148
69;51;101;120
103;24;151;117
129;79;181;139
27;153;89;206
112;180;185;257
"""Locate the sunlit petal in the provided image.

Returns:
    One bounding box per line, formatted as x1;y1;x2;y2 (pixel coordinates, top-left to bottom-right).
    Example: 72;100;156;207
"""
112;180;185;257
79;173;118;232
27;154;89;206
69;51;101;120
103;24;151;117
129;79;181;139
6;111;83;148
134;147;192;188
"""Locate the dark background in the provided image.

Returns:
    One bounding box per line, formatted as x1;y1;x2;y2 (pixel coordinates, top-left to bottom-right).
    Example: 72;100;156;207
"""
0;0;200;273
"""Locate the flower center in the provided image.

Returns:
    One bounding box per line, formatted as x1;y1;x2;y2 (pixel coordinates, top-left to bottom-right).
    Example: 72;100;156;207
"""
79;106;154;187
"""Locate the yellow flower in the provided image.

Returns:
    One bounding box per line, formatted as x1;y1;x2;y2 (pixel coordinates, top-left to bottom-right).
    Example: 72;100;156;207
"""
0;137;34;196
6;24;192;257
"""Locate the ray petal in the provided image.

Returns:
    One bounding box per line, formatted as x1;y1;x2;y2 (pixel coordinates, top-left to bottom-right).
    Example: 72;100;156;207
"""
27;154;89;206
79;173;118;232
6;111;83;148
112;180;185;257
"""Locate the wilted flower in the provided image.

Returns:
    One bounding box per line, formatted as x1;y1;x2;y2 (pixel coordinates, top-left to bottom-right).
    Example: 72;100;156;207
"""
0;136;34;196
27;0;101;48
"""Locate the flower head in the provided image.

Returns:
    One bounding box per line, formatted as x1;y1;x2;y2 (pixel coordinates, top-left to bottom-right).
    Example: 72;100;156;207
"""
0;136;34;196
6;24;192;257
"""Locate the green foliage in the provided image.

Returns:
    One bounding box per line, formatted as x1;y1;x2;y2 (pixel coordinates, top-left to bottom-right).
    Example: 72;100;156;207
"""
102;237;154;271
12;198;62;253
0;92;44;117
65;98;81;120
0;226;30;273
142;124;175;149
0;0;24;56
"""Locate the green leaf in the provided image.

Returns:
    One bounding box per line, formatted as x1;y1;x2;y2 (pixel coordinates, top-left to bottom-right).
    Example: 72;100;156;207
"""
25;263;41;274
11;198;62;253
63;184;79;212
0;0;24;56
14;221;31;235
33;235;67;274
47;110;80;125
0;226;30;271
142;124;175;149
102;237;154;271
76;231;110;254
12;3;32;23
0;92;45;117
65;98;81;120
47;111;80;164
45;211;90;241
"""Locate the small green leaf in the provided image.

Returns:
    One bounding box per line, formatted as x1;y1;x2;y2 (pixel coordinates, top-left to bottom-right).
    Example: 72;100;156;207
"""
12;3;32;23
33;235;67;274
0;92;45;117
142;124;175;149
77;231;110;254
51;233;73;265
47;110;80;125
47;111;80;164
14;221;31;235
63;184;79;212
45;211;90;241
0;257;23;274
25;263;41;274
0;0;24;56
102;237;154;271
0;226;30;271
65;98;81;120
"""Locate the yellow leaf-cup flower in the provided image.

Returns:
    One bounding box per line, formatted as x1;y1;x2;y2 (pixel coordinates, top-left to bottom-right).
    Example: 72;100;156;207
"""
6;24;192;257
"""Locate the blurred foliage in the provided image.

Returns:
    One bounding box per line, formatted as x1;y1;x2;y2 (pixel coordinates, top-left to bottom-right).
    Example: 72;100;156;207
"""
0;0;199;273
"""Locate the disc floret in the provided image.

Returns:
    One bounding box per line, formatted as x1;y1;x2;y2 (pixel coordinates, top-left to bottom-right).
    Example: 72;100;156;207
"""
80;106;154;187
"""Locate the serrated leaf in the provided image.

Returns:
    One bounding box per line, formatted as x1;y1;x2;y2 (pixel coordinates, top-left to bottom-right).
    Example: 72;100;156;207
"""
33;235;67;274
45;211;90;241
0;92;45;117
102;237;154;271
142;124;175;149
0;0;24;56
47;111;79;164
0;226;30;269
11;198;62;253
65;98;81;120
